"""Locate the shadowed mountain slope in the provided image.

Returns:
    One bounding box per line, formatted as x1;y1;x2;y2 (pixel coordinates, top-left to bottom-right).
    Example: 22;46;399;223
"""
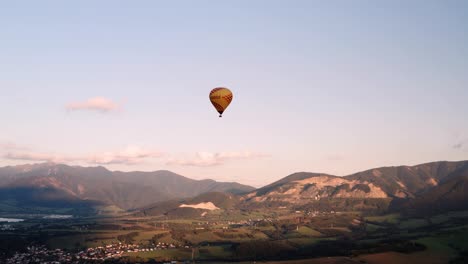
0;163;254;212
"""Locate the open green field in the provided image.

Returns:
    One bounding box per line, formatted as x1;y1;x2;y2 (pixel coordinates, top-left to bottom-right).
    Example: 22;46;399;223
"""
295;226;323;237
364;213;400;224
399;218;430;229
124;248;192;262
198;245;233;259
3;209;468;263
133;230;168;243
416;228;468;257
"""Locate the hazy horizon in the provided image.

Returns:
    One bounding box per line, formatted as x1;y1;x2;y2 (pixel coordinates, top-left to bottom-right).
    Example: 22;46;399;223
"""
1;1;468;187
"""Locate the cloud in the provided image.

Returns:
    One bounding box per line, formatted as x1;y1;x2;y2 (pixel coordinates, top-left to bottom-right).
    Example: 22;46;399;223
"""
2;145;162;165
167;151;268;167
66;97;121;113
453;142;463;149
87;146;164;165
1;142;265;168
3;151;68;163
0;142;61;162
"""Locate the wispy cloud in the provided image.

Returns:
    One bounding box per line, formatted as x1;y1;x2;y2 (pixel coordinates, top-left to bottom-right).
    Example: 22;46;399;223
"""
0;142;60;162
3;151;70;163
167;151;268;167
1;142;267;168
2;145;162;165
87;146;164;165
66;97;121;113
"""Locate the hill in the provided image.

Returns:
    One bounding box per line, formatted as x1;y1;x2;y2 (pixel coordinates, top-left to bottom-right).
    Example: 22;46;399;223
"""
137;192;240;218
246;160;468;213
391;162;468;215
346;161;468;198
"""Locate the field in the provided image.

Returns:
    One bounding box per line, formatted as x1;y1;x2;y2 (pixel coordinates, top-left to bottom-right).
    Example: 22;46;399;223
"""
364;213;400;224
2;209;468;263
123;249;192;262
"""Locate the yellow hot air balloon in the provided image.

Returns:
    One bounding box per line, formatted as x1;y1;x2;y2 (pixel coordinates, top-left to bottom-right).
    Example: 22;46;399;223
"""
209;87;233;117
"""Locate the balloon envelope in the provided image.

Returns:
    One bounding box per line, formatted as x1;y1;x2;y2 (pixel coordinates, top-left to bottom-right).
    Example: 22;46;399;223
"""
209;87;233;117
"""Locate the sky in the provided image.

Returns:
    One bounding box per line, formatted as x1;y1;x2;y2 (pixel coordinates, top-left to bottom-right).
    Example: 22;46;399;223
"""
0;1;467;187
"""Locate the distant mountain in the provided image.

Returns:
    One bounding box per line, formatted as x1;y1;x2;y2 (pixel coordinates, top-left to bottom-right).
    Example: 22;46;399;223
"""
0;163;255;214
246;161;468;213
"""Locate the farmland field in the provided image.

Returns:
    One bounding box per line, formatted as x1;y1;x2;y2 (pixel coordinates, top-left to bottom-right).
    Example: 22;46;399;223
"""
2;209;468;263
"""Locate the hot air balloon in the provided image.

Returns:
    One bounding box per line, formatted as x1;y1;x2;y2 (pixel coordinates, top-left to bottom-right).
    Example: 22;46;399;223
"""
209;87;233;117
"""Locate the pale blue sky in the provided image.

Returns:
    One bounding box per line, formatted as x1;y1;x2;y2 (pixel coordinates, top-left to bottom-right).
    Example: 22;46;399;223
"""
1;1;467;186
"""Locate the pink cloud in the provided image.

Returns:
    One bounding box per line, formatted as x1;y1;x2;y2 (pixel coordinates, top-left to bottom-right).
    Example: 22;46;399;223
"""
2;145;163;165
167;151;268;167
3;151;71;163
66;97;121;113
87;146;164;165
1;142;266;168
0;142;62;162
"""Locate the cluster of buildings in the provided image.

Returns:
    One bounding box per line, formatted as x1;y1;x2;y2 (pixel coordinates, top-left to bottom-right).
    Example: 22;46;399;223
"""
306;210;336;216
5;242;184;263
75;244;126;261
6;246;72;264
0;224;16;231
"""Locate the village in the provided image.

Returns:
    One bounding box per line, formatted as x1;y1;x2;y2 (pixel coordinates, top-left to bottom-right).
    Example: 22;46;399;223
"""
2;209;343;263
5;242;187;264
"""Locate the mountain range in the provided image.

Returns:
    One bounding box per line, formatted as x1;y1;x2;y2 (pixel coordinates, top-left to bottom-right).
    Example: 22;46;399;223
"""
0;163;254;214
138;160;468;217
244;160;468;214
0;160;467;216
249;160;467;199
